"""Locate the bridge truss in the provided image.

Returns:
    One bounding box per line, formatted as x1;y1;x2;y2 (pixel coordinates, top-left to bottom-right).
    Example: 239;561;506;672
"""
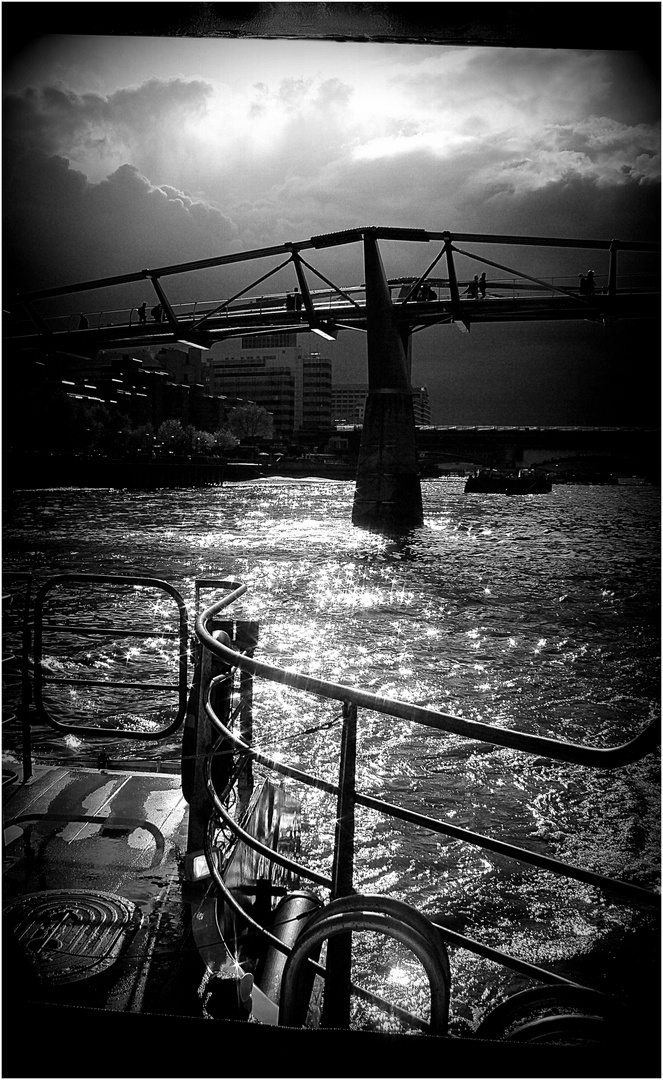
5;226;659;360
5;226;659;530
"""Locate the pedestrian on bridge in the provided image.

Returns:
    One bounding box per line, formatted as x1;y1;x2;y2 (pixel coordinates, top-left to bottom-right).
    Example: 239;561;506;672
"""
138;302;147;323
78;313;88;329
464;276;479;299
151;303;163;322
478;272;487;298
586;270;596;296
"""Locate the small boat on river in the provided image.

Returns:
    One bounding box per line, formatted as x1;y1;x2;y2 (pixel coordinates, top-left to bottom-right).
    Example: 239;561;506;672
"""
2;572;659;1078
465;469;552;495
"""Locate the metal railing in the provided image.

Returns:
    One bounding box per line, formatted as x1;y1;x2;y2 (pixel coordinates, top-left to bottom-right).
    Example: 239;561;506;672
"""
32;574;189;739
194;579;660;1027
7;275;659;339
2;572;34;780
6;227;658;355
3;571;659;1032
196;582;659;773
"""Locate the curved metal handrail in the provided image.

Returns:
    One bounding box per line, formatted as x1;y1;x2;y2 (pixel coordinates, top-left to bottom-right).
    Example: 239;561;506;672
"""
195;579;659;1031
201;676;618;1012
201;671;659;908
202;753;634;1008
203;698;333;890
201;812;442;1032
195;582;660;770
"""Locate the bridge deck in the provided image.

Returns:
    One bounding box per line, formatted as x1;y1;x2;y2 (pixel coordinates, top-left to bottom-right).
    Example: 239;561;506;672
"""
7;226;658;357
6;289;659;358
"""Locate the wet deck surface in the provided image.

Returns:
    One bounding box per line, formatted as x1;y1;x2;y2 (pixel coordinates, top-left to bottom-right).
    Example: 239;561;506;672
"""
3;765;200;1016
3;765;187;893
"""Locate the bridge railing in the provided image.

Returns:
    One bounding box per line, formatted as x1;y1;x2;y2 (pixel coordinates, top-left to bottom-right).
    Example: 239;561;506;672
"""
5;273;659;341
7;286;370;338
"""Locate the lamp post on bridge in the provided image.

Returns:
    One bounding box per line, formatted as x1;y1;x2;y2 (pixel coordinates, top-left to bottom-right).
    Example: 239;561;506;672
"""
351;231;424;531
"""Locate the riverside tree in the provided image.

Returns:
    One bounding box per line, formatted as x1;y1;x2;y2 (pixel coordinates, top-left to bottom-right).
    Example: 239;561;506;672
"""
213;428;240;454
156;419;188;452
225;403;274;441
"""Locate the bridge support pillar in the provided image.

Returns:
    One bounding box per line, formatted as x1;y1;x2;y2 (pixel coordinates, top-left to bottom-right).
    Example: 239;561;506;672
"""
352;233;423;531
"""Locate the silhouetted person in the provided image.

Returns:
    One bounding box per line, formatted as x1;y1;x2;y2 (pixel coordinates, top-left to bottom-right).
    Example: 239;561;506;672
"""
138;302;147;323
285;293;295;311
464;276;479;299
294;288;303;312
478;273;487;298
151;303;163;322
78;313;89;329
578;274;588;295
586;270;596;296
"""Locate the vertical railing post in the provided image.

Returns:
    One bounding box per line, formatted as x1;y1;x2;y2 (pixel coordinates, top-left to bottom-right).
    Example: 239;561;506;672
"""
235;621;259;816
608;239;620;302
331;700;357;897
321;699;357;1028
18;577;33;782
184;624;233;857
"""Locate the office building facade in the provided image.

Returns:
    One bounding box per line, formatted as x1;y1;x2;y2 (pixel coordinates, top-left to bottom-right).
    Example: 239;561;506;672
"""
331;383;431;426
331;383;368;424
203;333;332;439
412;386;432;425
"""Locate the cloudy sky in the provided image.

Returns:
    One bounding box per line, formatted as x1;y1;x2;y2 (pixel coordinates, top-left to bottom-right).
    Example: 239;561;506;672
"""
4;29;660;423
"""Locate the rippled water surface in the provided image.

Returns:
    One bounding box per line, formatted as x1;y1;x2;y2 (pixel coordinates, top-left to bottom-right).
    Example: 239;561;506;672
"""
3;477;660;1032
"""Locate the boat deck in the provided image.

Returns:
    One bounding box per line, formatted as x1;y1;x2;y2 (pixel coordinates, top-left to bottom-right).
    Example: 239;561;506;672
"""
3;764;200;1019
3;766;659;1080
2;561;660;1078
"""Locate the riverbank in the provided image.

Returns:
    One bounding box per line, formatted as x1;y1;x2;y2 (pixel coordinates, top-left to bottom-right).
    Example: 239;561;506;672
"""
5;453;654;492
5;453;359;489
5;453;227;490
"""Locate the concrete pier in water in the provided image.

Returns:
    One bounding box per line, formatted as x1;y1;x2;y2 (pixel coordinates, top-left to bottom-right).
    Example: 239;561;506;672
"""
351;232;424;531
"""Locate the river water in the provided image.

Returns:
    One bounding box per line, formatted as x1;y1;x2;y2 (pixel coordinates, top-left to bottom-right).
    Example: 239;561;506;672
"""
2;477;660;1034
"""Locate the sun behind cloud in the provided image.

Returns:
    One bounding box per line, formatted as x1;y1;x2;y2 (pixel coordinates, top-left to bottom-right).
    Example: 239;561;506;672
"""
3;37;658;290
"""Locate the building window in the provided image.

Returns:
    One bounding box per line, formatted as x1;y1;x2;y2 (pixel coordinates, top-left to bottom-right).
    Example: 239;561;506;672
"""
241;333;296;349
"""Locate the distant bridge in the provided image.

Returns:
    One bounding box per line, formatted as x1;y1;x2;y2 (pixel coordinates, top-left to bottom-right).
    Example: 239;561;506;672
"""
331;424;659;474
415;425;659;473
6;226;659;529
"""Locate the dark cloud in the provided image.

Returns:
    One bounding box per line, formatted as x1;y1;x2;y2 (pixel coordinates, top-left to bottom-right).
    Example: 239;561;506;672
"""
249;140;659;257
3;150;237;292
5;58;657;282
480;172;660;244
4;77;213;159
3;52;658;432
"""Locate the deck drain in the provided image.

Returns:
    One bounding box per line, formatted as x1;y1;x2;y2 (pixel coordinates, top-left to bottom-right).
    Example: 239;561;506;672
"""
4;889;140;985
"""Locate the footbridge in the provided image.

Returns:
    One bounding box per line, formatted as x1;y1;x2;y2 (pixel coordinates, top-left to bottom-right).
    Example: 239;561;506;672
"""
6;226;659;529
